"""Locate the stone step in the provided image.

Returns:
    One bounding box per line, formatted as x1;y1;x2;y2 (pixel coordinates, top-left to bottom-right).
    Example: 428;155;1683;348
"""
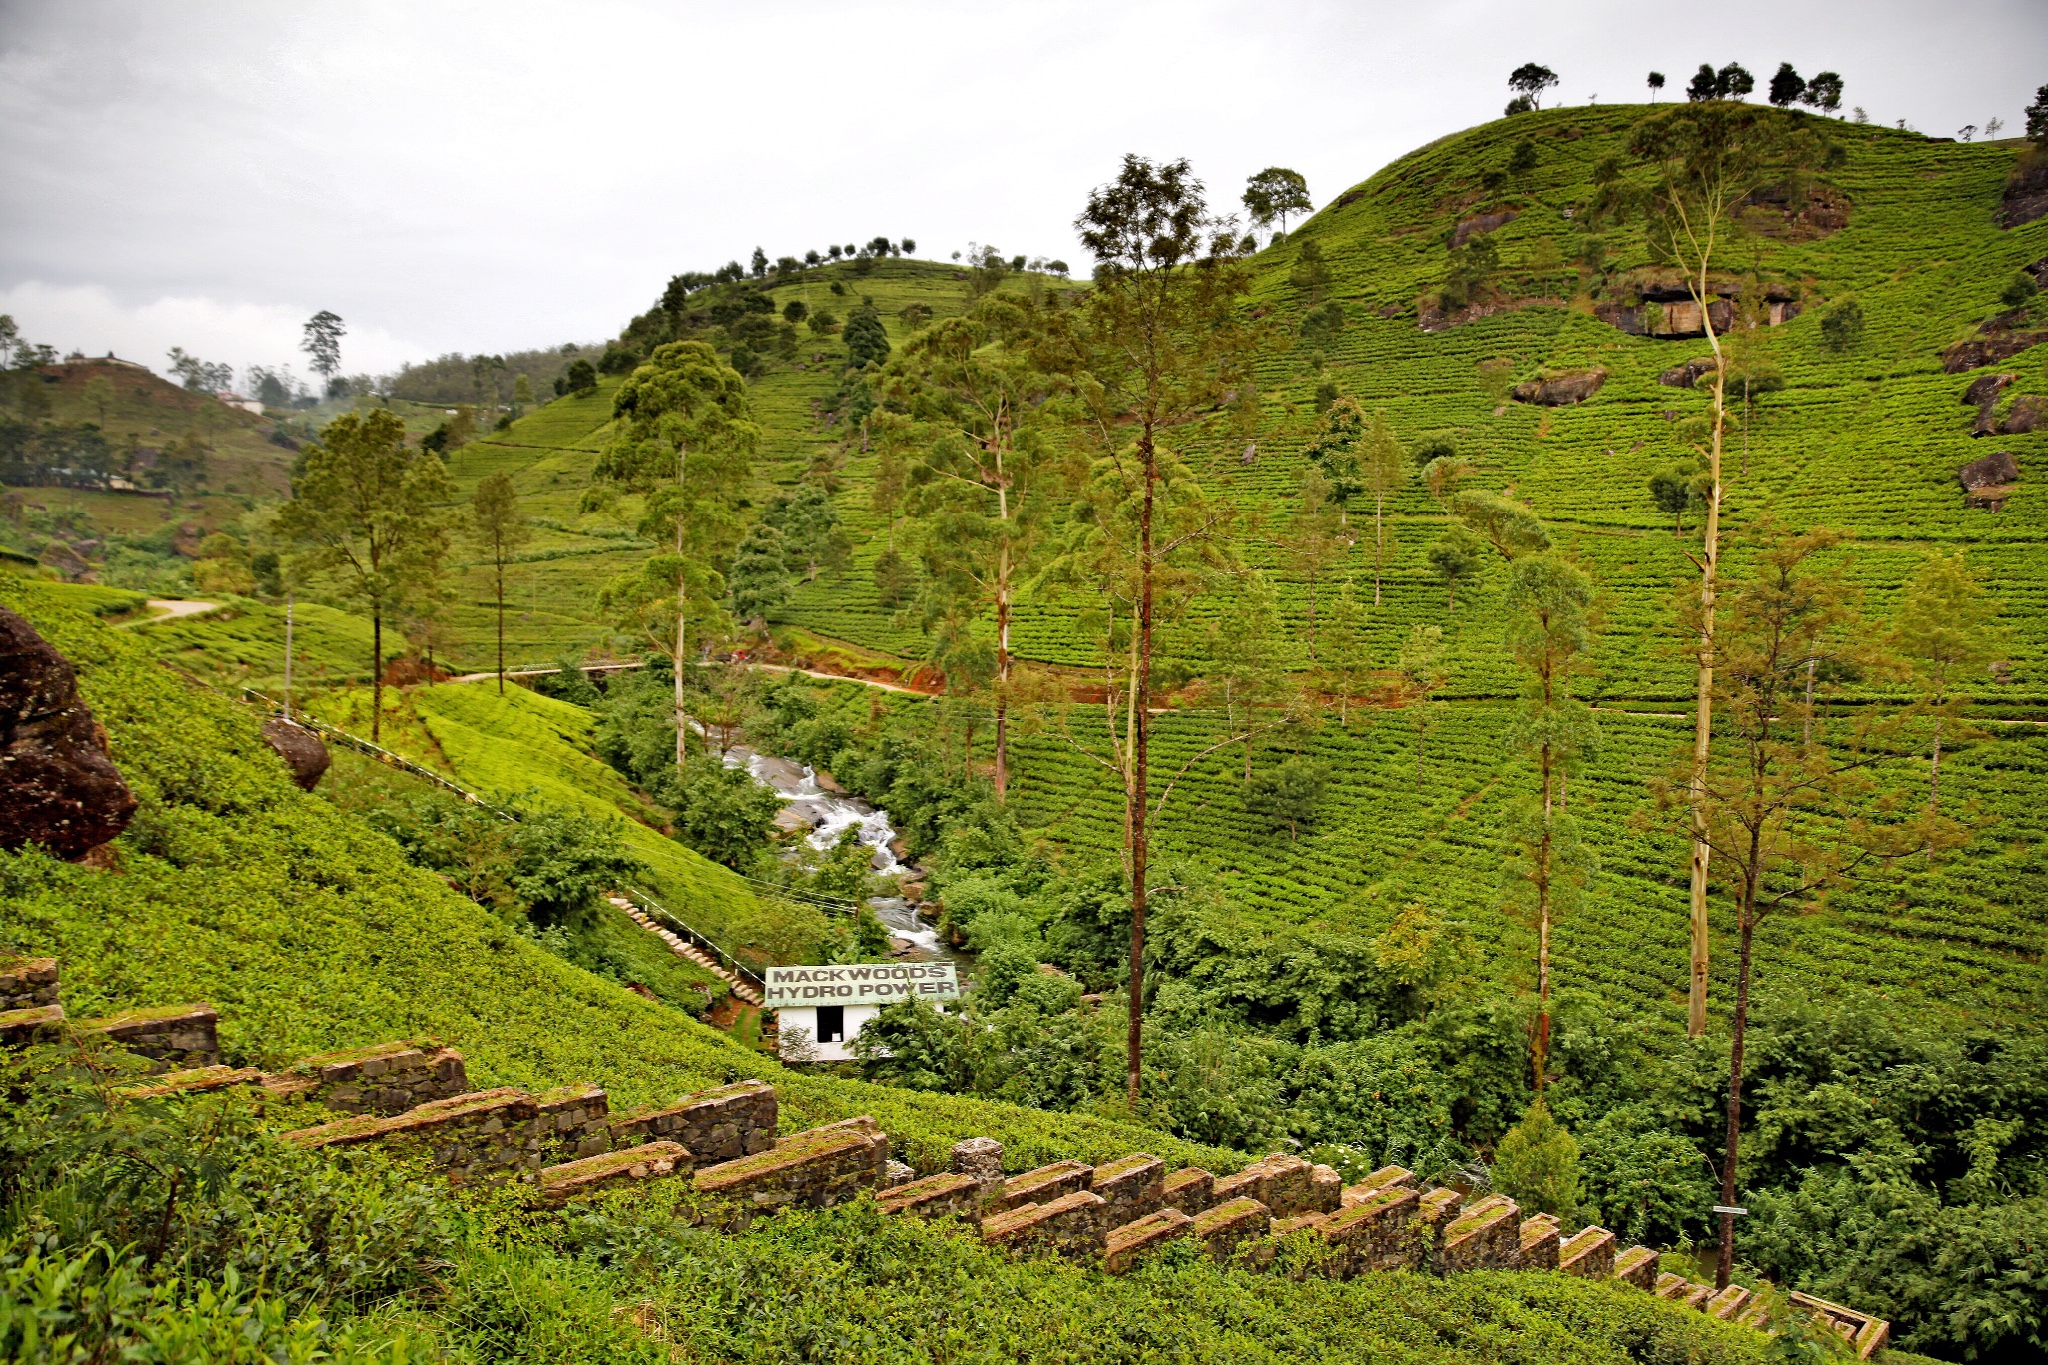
1707;1284;1752;1321
1443;1196;1521;1271
1559;1225;1616;1278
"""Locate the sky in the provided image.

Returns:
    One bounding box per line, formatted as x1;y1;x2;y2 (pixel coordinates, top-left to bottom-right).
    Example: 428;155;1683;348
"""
2;0;2044;389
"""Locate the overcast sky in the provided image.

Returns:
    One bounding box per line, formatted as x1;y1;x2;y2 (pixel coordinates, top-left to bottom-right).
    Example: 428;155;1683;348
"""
2;0;2043;388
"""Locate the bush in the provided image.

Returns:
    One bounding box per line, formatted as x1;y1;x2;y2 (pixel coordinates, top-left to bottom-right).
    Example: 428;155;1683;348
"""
1491;1100;1583;1217
1819;300;1864;352
675;762;783;870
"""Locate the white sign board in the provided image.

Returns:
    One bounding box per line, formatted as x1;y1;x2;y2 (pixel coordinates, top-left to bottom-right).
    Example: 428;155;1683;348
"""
764;962;961;1008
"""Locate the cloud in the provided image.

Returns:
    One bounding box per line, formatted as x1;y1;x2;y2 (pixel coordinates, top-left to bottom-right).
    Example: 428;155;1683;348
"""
0;281;429;386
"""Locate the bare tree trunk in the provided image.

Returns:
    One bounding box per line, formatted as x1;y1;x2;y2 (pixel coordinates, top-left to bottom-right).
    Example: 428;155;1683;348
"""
995;544;1011;801
1930;711;1944;810
283;591;294;720
673;452;689;782
1688;299;1728;1040
1803;656;1817;746
1127;426;1156;1112
1717;904;1757;1291
495;554;506;695
370;602;383;741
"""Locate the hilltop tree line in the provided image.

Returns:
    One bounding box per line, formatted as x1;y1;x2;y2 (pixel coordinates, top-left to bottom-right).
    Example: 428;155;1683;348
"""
1504;60;1845;116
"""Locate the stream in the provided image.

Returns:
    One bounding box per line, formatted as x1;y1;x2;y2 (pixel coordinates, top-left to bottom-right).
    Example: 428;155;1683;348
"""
720;745;968;969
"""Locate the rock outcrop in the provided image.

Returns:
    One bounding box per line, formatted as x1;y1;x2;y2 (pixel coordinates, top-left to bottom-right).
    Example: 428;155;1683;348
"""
2001;156;2048;229
1449;210;1516;249
1964;372;2016;435
0;608;136;859
1958;450;2020;510
261;718;330;790
1512;369;1607;406
1659;357;1720;388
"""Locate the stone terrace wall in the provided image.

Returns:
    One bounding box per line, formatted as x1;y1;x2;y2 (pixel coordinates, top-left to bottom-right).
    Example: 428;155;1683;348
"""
261;1040;468;1115
0;958;59;1012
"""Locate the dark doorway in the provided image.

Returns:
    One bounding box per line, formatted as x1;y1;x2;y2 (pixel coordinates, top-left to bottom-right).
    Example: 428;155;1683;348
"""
817;1004;845;1043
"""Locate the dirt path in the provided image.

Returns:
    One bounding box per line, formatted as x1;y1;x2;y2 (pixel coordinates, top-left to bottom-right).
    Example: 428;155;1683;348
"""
116;598;219;627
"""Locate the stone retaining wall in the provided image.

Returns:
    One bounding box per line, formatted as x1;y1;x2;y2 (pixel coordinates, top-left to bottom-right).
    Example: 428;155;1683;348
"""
1163;1167;1214;1215
1090;1153;1164;1224
76;1004;219;1072
542;1141;691;1203
609;1079;776;1164
1189;1196;1270;1261
262;1040;468;1115
285;1087;546;1184
1001;1159;1092;1211
691;1115;887;1229
0;958;59;1012
878;1172;982;1221
982;1189;1109;1258
1105;1208;1192;1273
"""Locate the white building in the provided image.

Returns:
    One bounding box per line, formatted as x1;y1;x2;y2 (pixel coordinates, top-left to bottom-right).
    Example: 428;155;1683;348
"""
765;961;961;1062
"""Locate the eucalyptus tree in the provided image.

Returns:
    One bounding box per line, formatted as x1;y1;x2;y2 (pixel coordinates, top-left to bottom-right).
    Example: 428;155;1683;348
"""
593;341;759;780
1597;101;1836;1035
1501;554;1600;1093
277;409;452;741
469;471;530;693
874;292;1076;800
1242;167;1312;237
1039;154;1263;1107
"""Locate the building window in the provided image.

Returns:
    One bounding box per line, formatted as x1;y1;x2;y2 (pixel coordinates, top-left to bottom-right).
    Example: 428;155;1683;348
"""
817;1005;844;1043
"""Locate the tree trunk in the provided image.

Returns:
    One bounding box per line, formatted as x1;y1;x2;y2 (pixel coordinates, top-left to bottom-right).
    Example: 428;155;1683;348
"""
1535;714;1554;1092
995;546;1011;801
1373;492;1385;606
1687;300;1728;1040
370;607;383;742
1717;904;1757;1291
1930;710;1944;810
283;591;294;720
1127;426;1156;1112
495;553;506;695
673;451;689;782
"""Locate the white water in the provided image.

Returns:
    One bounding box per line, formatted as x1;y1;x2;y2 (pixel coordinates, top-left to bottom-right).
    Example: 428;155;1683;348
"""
720;745;962;964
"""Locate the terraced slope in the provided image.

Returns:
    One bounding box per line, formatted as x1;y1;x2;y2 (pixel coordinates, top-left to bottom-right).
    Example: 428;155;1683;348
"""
151;110;2048;1024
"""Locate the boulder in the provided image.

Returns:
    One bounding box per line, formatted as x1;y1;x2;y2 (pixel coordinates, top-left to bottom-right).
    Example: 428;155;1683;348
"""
2001;395;2045;435
1450;210;1517;249
1963;372;2016;408
0;609;137;859
1658;357;1719;388
261;718;330;790
1512;369;1607;406
1959;450;2020;491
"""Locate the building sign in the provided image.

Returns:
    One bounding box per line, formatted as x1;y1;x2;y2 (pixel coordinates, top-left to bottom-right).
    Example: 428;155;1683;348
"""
764;962;960;1008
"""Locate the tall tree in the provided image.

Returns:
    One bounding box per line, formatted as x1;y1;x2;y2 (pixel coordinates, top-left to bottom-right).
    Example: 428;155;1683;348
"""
82;374;114;426
1283;464;1351;660
1649;522;1954;1289
594;341;759;781
1041;154;1260;1108
1892;553;2004;810
1501;553;1600;1092
1398;622;1447;787
1320;580;1370;726
469;472;530;694
276;410;452;741
1206;571;1294;782
1508;62;1560;109
875;292;1074;800
1358;412;1407;605
1601;101;1835;1037
1241;167;1312;237
1647;71;1666;101
301;311;345;383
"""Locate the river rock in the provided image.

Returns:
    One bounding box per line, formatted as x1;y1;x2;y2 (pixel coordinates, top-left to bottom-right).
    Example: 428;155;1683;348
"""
812;768;846;794
1513;369;1607;406
261;718;330;790
0;608;137;859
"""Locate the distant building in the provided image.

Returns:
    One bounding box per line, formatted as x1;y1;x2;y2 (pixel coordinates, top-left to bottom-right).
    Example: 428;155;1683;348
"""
214;390;265;415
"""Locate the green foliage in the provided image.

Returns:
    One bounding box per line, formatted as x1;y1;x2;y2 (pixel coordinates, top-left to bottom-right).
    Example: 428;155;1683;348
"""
763;484;850;581
1243;756;1331;839
727;520;793;621
842;298;890;371
1491;1100;1584;1216
1819;299;1864;351
1243;166;1313;235
674;762;782;871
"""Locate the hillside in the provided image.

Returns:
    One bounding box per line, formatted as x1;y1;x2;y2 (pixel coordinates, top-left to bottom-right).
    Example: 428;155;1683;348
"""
308;110;2048;1030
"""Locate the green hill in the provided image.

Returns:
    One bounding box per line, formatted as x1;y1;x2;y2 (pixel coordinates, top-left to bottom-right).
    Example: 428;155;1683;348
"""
305;110;2048;1030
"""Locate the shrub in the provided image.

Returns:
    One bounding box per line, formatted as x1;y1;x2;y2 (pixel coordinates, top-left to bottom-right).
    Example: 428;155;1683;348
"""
1820;300;1864;352
1492;1100;1583;1216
